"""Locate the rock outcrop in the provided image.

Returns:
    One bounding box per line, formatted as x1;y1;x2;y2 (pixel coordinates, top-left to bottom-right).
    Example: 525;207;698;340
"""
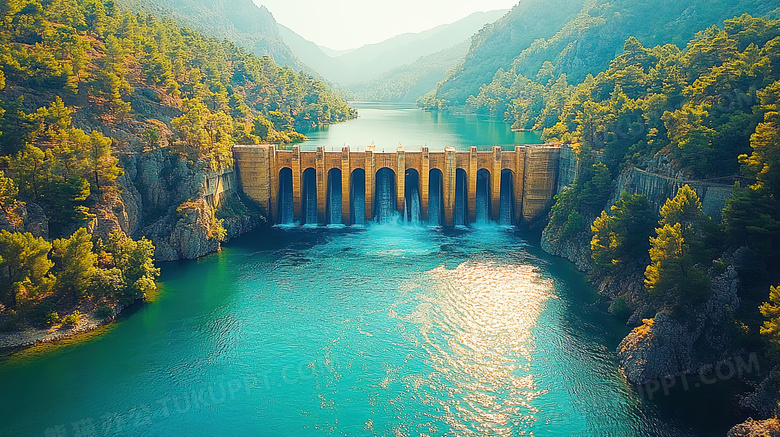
92;148;261;261
2;148;260;261
739;368;780;419
727;417;780;437
540;224;594;272
0;201;49;238
616;266;740;384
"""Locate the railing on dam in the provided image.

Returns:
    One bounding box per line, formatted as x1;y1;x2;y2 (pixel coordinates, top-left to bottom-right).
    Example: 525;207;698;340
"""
233;144;561;226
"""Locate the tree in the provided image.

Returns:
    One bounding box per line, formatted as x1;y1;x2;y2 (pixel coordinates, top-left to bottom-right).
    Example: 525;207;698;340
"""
722;183;780;256
171;99;209;150
52;228;97;300
662;104;717;176
660;185;706;225
95;35;133;117
591;192;655;271
578;162;612;211
8;144;47;200
268;110;294;132
252;114;273;141
98;230;159;302
741;81;780;194
659;185;715;260
79;130;121;192
645;223;710;313
644;186;714;313
0;231;54;308
760;285;780;345
0;97;38;155
141;126;160;149
30;97;74;145
0;170;18;213
172;100;233;169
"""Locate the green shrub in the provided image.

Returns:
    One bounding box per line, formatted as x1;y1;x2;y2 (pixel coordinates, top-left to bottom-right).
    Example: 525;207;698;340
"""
42;311;60;326
61;311;81;328
29;300;58;327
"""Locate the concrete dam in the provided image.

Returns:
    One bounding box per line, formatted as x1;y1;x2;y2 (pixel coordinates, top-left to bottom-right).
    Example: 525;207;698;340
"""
232;144;561;226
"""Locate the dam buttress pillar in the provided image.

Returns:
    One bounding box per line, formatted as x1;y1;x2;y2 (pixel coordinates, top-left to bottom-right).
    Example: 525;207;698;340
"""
443;147;456;227
341;146;351;224
491;146;502;221
420;147;429;221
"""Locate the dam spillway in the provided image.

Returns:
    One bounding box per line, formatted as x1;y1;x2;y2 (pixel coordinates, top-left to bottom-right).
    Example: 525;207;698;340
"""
233;144;561;226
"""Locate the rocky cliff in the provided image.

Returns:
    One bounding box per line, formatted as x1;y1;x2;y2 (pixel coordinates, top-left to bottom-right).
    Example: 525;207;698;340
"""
617;266;740;384
540;223;593;272
538;150;772;436
112;149;262;261
0;148;262;262
611;155;734;220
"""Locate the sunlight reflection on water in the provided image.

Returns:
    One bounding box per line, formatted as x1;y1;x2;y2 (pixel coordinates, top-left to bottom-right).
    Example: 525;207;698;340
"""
408;261;553;435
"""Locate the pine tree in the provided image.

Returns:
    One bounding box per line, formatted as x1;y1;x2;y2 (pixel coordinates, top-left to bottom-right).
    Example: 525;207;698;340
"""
52;228;97;300
760;285;780;345
0;231;54;308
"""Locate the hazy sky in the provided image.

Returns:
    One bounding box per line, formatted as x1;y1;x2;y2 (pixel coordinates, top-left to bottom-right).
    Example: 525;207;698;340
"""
254;0;518;51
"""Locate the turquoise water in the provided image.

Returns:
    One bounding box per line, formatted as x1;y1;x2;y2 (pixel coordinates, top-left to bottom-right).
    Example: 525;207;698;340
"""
0;226;734;436
298;102;542;151
0;105;740;436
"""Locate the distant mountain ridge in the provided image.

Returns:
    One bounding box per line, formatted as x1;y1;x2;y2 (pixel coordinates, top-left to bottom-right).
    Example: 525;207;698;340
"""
116;0;306;71
279;10;508;88
115;0;509;102
430;0;780;107
350;40;471;102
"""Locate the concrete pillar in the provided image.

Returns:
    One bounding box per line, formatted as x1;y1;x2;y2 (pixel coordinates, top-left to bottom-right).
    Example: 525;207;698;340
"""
269;146;278;224
365;147;375;221
420;147;429;221
292;145;302;222
443;147;456;226
341;146;350;225
468;146;477;224
396;146;405;215
514;146;525;224
491;146;502;221
316;146;326;224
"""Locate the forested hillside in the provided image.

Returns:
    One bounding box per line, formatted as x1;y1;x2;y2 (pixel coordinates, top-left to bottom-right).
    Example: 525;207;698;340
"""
536;14;780;431
0;0;353;332
116;0;305;70
425;0;779;113
0;0;354;158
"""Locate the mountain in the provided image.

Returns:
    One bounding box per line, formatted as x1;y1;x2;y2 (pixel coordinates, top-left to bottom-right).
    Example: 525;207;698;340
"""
277;24;336;79
279;10;508;87
318;46;355;57
115;0;305;70
431;0;780;107
350;40;471;102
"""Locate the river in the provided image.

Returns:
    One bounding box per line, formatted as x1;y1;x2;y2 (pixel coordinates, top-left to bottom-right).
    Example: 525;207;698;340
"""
0;104;740;436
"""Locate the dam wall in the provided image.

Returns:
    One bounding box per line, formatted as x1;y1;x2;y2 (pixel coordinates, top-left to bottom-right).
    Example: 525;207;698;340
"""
233;144;561;226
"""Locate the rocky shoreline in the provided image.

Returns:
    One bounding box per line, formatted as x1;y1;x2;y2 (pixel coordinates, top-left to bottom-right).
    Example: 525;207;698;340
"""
0;304;123;354
539;180;780;437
